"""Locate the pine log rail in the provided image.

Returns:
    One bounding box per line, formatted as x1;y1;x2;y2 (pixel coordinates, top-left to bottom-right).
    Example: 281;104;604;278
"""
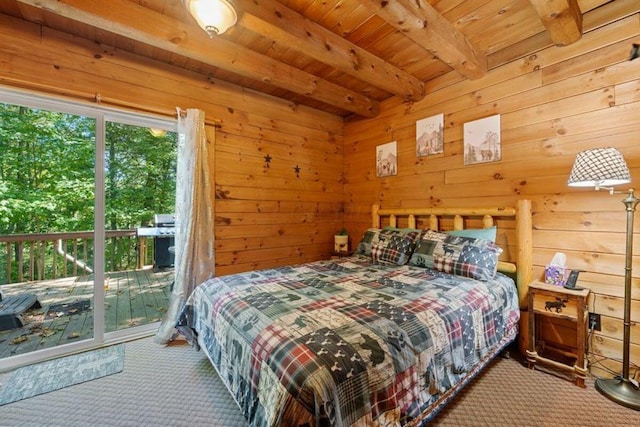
0;230;154;285
371;199;533;309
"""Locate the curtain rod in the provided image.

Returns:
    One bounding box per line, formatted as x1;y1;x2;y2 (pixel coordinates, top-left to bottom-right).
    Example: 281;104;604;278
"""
92;93;221;126
1;81;221;126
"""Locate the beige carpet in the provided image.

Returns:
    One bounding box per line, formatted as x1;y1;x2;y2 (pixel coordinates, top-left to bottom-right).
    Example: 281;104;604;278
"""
2;337;636;426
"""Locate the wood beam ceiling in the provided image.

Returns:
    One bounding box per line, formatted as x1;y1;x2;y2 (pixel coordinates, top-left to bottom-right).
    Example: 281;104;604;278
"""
15;0;380;117
528;0;583;46
356;0;487;80
238;0;425;102
15;0;591;118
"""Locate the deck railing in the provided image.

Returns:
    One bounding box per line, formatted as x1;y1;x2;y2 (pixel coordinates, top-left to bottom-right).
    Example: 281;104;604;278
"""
0;230;156;285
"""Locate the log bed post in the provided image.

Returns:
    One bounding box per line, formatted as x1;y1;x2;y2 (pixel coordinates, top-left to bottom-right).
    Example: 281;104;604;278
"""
516;199;533;309
372;200;533;309
372;204;380;228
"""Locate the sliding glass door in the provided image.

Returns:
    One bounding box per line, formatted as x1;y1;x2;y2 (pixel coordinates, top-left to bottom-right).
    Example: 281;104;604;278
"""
0;88;176;370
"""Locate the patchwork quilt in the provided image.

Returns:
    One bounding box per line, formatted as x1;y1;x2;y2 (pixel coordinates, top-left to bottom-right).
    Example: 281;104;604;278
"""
177;255;520;426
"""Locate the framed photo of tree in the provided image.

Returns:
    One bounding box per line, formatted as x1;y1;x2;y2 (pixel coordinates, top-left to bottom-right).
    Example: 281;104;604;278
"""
416;113;444;157
463;114;501;165
376;141;397;177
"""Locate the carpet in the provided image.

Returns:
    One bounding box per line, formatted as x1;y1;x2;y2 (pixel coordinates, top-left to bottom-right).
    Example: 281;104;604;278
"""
3;338;639;426
45;299;92;319
0;344;124;405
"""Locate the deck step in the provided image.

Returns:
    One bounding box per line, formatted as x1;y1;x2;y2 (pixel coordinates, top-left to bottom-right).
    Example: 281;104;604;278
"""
0;293;41;331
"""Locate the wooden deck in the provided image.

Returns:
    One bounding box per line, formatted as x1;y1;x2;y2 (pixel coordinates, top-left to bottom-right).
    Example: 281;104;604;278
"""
0;267;173;358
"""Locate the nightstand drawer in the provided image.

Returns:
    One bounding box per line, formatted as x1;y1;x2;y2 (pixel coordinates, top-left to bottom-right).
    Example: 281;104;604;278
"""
531;292;579;319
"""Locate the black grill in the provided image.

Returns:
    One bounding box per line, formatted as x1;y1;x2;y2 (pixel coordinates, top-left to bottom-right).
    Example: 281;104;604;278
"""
137;214;175;269
153;214;175;269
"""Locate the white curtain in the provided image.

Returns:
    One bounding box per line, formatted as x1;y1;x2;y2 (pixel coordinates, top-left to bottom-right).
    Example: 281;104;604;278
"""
155;108;215;344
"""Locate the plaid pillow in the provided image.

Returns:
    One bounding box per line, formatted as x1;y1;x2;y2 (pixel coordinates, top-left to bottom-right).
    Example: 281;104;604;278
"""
409;230;502;281
371;230;420;265
355;228;382;256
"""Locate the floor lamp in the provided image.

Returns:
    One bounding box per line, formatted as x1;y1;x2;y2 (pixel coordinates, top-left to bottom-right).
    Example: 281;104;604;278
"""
568;147;640;410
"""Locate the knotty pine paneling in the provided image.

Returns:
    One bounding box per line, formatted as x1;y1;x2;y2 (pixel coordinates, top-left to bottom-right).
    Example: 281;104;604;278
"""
343;14;640;376
0;13;344;278
2;2;639;378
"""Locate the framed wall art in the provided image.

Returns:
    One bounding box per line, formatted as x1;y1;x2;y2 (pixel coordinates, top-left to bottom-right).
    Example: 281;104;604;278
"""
416;113;444;157
463;114;501;165
376;141;397;177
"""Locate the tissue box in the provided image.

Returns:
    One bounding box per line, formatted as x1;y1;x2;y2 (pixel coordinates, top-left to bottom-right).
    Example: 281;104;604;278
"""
545;265;568;286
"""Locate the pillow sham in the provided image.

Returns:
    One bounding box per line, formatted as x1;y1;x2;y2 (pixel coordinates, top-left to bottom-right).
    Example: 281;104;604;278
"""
409;230;502;281
447;226;497;243
355;228;382;256
371;230;420;265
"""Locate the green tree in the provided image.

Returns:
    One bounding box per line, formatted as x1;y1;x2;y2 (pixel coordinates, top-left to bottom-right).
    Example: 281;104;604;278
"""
0;104;176;235
0;102;177;283
0;104;95;234
105;122;176;230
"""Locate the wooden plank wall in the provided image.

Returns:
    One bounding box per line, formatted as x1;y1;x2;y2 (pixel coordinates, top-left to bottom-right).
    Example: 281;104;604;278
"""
0;13;344;278
343;12;640;379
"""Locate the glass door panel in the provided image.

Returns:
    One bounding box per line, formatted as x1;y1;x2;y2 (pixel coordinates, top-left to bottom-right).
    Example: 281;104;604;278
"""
103;121;176;333
0;102;96;359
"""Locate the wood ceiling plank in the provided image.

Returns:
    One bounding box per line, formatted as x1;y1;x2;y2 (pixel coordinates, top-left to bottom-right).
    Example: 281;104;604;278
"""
358;0;487;80
453;0;535;39
15;0;380;117
430;0;469;15
441;0;495;23
342;13;386;44
327;4;370;36
582;0;640;32
239;0;425;101
577;0;609;14
472;6;546;54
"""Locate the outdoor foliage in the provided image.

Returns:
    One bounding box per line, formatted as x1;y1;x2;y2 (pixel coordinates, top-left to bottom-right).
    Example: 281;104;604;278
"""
0;102;177;283
0;104;176;235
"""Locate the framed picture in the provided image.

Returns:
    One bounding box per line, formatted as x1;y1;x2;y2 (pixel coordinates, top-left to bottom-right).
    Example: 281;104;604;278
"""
463;114;501;165
376;141;397;177
416;113;444;157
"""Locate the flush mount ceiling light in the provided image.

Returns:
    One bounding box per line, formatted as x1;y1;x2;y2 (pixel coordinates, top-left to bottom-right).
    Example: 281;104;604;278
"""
183;0;238;37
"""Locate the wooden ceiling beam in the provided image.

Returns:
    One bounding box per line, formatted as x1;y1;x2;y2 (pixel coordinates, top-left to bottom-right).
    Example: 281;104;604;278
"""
238;0;425;102
15;0;379;117
357;0;487;80
527;0;583;46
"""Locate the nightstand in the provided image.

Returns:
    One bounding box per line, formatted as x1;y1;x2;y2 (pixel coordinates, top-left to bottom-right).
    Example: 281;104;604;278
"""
331;250;355;259
526;280;590;387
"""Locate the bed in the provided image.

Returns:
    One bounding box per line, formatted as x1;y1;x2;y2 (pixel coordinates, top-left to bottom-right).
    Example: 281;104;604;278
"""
177;200;533;426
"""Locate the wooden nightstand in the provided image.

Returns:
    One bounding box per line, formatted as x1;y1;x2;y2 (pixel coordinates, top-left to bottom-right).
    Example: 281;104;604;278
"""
526;280;590;387
331;250;355;259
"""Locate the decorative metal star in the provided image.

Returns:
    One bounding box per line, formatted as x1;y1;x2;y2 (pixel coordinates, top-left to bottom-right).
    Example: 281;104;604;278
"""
294;164;301;177
264;154;272;168
631;43;640;61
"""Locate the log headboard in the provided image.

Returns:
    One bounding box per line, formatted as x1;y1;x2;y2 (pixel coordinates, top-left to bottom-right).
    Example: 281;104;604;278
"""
371;199;533;309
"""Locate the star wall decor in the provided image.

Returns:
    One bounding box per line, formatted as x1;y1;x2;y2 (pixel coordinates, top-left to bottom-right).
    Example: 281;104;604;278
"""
264;154;272;168
294;164;301;178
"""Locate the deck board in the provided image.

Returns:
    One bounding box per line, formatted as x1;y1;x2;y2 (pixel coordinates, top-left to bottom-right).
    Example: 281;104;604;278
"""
0;267;173;358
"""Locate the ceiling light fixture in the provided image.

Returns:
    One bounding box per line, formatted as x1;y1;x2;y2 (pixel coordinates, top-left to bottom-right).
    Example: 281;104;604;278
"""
183;0;238;37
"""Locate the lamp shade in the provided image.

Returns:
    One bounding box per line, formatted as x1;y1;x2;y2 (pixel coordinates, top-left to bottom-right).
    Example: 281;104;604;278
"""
183;0;237;36
568;147;631;188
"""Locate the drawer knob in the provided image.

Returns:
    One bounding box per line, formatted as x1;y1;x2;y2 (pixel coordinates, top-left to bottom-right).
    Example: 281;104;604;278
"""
545;297;568;313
